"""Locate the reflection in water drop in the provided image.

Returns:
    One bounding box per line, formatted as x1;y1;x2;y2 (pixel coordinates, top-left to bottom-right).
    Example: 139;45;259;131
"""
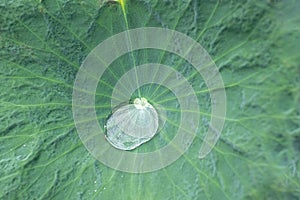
105;98;159;150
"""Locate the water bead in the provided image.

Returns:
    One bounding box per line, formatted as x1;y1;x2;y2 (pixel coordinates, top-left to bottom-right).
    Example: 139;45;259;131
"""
105;98;159;150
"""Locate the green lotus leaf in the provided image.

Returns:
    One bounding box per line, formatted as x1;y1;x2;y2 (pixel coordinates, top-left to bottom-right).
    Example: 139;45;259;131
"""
0;0;299;199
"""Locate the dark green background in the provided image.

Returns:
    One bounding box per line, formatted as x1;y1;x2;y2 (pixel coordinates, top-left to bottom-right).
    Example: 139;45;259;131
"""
0;0;299;199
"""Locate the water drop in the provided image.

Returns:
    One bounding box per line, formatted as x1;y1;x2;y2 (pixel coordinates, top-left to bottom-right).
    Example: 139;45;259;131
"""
105;98;159;150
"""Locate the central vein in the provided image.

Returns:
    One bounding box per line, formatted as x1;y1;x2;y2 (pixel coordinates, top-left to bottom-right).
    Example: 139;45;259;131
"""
117;0;141;98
